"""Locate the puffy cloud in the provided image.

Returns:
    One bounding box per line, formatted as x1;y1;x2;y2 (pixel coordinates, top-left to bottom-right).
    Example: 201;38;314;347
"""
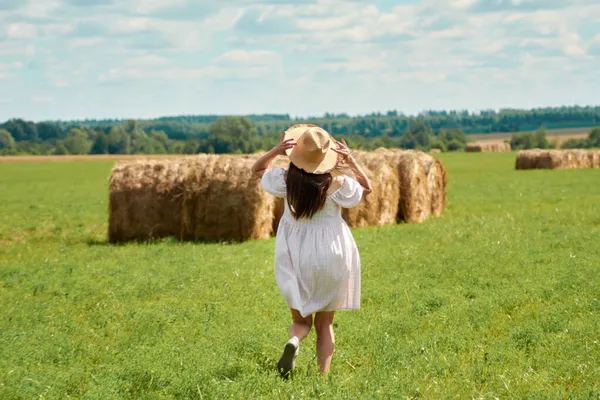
6;23;37;39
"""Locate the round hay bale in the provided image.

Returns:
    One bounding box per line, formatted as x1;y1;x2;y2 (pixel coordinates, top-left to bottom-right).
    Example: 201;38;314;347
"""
341;151;400;228
432;158;448;217
108;158;195;242
374;149;432;223
182;155;276;242
516;149;600;170
109;154;277;243
572;150;592;169
589;151;600;168
516;150;534;169
468;142;511;152
466;143;482;152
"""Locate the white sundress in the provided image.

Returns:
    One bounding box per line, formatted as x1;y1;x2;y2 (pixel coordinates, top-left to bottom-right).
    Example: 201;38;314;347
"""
261;168;364;318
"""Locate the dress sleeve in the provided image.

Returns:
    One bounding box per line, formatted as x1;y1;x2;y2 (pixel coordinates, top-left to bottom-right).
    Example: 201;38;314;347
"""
331;175;364;208
261;168;287;198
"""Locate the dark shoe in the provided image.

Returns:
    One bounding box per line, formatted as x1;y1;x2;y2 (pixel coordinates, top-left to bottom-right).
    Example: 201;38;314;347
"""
277;338;299;378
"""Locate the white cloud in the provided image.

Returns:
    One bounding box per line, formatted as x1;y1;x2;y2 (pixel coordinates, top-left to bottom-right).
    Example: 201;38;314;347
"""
213;50;279;66
71;37;105;48
124;54;171;67
31;96;54;103
322;57;384;73
19;1;62;19
133;0;187;14
6;23;37;39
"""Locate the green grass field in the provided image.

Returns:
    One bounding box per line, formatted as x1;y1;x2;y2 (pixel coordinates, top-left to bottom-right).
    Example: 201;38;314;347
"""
1;153;599;399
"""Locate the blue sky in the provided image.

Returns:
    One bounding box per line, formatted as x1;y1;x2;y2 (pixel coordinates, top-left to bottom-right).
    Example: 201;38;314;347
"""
0;0;599;121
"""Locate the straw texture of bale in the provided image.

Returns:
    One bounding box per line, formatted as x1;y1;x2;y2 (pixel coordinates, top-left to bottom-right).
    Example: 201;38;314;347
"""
374;149;431;223
467;142;512;152
515;149;600;170
109;160;189;242
181;155;275;242
109;154;277;243
340;151;400;228
410;151;448;217
374;149;448;221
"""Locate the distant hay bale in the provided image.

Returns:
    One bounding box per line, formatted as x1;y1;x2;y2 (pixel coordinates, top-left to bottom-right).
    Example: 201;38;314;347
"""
515;149;600;170
467;142;512;152
588;151;600;168
340;151;400;228
109;154;277;243
429;148;441;154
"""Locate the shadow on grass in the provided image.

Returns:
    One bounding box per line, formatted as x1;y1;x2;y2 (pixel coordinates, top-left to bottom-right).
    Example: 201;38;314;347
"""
85;236;243;246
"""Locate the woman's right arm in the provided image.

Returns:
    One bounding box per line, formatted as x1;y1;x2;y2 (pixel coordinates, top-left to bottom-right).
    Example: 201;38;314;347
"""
251;135;296;177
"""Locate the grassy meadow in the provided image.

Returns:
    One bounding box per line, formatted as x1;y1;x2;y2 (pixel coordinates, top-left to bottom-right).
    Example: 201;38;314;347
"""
1;153;599;399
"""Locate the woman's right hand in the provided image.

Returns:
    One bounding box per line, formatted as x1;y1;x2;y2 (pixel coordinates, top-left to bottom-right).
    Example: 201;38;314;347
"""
274;133;296;156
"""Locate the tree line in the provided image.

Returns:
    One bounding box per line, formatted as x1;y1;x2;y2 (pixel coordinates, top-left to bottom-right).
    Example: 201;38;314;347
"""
0;105;599;156
0;117;471;156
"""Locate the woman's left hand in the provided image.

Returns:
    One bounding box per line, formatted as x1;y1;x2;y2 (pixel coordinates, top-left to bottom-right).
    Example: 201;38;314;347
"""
333;139;352;163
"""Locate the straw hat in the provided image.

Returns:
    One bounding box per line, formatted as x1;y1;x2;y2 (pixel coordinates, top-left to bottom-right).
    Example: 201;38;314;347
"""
283;124;338;174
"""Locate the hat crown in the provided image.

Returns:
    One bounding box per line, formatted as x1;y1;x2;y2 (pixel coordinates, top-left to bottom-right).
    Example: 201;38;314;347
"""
284;124;338;174
301;128;330;154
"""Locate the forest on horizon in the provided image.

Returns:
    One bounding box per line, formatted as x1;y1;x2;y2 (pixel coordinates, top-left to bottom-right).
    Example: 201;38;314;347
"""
1;105;599;156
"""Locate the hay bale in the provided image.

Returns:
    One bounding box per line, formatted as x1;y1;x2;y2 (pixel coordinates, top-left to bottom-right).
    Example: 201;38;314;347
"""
429;148;441;154
109;159;190;242
412;151;447;217
395;152;431;223
432;158;448;217
181;155;276;242
516;149;600;170
467;142;512;152
466;143;482;152
515;149;541;169
109;154;277;243
537;150;562;169
588;151;600;168
340;151;400;228
268;149;447;227
375;149;448;221
373;149;431;223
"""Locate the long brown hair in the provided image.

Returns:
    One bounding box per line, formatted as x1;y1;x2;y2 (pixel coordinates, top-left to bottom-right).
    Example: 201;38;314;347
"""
286;162;332;220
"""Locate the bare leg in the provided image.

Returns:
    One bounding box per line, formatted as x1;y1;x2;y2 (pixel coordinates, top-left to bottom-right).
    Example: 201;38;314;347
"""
289;309;313;341
314;311;335;374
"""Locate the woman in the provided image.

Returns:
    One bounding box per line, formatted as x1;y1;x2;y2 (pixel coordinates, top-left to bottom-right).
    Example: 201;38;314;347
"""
252;124;372;377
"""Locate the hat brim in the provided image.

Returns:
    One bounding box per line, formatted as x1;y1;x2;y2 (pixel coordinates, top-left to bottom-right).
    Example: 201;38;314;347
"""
283;124;339;174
